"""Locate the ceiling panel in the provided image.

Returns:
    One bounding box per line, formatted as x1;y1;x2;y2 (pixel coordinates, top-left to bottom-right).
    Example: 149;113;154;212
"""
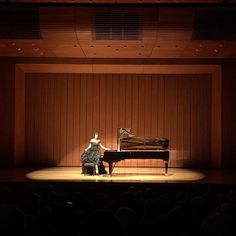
39;7;78;41
181;41;236;58
150;40;189;58
157;8;194;40
79;40;154;57
0;6;236;58
0;40;54;57
50;43;85;57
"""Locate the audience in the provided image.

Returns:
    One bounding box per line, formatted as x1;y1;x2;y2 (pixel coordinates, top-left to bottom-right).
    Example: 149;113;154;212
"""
0;182;235;236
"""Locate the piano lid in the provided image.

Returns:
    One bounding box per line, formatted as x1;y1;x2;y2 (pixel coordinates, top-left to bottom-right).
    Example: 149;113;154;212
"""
117;128;169;151
117;128;135;152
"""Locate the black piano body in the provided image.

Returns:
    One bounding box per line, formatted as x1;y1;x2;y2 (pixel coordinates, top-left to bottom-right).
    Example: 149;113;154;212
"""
102;128;170;175
102;150;170;175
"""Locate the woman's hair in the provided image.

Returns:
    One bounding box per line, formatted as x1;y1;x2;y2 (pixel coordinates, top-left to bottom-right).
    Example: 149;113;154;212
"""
94;132;99;137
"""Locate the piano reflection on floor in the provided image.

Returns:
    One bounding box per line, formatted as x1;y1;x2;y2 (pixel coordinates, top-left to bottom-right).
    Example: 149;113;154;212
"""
102;128;169;175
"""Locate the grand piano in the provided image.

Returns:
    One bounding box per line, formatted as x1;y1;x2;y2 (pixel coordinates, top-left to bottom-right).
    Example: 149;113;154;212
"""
102;128;169;175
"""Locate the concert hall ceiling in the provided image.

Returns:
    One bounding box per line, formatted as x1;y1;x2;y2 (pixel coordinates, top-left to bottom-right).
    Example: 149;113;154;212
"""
0;0;236;58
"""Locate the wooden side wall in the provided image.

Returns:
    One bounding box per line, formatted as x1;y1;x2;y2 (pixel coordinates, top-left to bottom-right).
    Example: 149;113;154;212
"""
222;62;236;168
0;60;15;166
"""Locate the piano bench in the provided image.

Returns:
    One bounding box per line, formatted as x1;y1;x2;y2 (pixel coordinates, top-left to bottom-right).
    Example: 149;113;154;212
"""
83;163;98;175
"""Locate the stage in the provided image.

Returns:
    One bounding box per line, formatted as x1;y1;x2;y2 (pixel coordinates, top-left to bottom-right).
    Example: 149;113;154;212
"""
0;167;236;185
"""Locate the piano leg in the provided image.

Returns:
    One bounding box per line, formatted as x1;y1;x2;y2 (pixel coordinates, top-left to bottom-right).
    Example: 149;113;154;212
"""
164;161;168;176
108;162;113;175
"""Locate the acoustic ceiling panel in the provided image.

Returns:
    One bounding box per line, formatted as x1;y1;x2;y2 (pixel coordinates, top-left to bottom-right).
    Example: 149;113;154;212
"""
49;43;85;57
180;41;236;58
0;40;54;57
0;7;42;39
150;40;189;58
157;8;194;40
39;7;78;41
93;11;141;40
194;8;236;40
76;7;157;42
0;6;236;58
78;40;154;57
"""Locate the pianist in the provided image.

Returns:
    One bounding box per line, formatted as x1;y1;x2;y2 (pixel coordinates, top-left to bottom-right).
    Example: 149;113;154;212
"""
80;132;110;174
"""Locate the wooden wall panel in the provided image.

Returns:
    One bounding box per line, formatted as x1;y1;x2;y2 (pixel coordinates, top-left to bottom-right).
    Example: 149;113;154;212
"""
222;63;236;168
25;73;212;167
0;60;15;166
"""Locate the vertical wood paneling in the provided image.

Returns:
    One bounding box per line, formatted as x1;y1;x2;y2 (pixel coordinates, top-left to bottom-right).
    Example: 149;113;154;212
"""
164;75;178;167
99;74;106;151
79;75;87;155
178;76;191;166
87;74;94;141
34;76;42;164
222;63;236;168
73;75;80;166
41;75;49;164
105;74;113;149
25;73;212;167
124;75;132;167
131;75;139;167
67;75;74;166
59;75;67;165
25;76;32;164
144;75;152;167
112;74;120;150
54;75;61;165
47;76;55;164
0;61;15;166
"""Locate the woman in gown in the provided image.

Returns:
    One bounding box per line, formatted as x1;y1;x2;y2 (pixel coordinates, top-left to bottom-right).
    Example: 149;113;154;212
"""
80;132;110;174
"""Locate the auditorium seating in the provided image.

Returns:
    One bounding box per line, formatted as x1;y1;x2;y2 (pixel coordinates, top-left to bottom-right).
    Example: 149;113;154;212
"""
0;182;236;236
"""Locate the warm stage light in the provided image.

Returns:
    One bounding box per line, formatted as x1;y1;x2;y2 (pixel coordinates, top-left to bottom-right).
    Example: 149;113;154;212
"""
25;167;205;183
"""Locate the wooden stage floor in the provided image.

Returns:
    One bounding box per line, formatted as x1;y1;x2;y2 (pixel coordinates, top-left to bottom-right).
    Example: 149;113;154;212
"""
0;167;236;185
